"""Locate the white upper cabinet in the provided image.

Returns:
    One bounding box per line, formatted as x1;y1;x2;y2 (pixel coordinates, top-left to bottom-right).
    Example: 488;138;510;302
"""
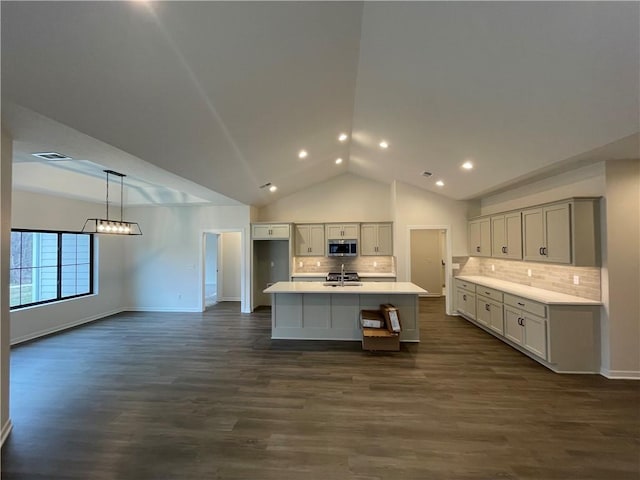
326;223;359;240
470;197;600;266
360;223;393;256
491;212;522;259
252;224;290;240
523;199;600;266
295;224;325;256
523;203;571;264
468;217;491;257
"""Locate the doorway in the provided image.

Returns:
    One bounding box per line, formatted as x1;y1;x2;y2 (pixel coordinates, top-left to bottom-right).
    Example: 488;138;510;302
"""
204;233;219;307
410;229;445;295
407;226;453;315
202;231;242;311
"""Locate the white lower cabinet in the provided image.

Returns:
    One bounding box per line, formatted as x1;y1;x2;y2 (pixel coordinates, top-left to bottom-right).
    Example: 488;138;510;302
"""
454;278;600;373
476;296;504;335
504;307;547;359
456;282;476;320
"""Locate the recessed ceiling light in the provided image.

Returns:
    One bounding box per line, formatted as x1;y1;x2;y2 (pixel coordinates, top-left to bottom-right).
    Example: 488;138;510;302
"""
436;180;445;187
379;141;389;149
338;133;348;142
298;150;308;159
462;161;473;170
269;185;278;193
335;158;343;165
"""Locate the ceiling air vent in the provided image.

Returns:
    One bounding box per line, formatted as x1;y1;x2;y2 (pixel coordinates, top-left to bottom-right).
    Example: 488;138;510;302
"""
31;152;72;161
421;171;433;177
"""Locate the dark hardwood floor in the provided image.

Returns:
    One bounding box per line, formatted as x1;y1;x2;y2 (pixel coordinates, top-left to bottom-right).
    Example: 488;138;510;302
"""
2;298;639;479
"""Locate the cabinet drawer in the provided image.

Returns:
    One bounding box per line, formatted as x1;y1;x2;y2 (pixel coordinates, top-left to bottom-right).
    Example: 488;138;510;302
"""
455;279;476;293
476;286;503;302
504;294;547;318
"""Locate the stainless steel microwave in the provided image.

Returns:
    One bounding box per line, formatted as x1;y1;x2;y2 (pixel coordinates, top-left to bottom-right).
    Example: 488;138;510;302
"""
328;239;357;257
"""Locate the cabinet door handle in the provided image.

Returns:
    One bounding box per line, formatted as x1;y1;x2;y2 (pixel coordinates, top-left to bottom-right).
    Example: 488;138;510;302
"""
502;246;506;254
539;247;543;255
476;246;480;252
542;247;547;256
463;294;467;301
485;304;490;311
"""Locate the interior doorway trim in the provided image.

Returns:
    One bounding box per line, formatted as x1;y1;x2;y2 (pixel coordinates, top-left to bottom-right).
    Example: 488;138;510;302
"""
200;229;246;313
406;225;453;315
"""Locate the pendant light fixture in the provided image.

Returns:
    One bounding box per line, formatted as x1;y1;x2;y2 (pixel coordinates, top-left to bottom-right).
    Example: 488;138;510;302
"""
82;169;142;235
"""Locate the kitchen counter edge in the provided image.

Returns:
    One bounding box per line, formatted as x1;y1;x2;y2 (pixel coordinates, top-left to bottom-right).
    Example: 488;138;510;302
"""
264;281;426;294
455;275;601;305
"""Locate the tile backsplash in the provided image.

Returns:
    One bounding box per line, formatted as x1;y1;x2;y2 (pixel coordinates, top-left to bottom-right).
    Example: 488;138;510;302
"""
292;256;396;275
456;257;601;301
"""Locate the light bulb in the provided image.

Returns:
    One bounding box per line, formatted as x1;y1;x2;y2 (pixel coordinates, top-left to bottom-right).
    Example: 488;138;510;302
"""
436;180;445;187
97;223;105;231
335;158;343;165
298;150;308;159
338;133;348;142
269;185;277;192
462;161;473;170
379;140;389;149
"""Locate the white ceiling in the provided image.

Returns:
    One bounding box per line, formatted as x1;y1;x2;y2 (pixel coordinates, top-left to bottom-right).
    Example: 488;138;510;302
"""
2;1;638;207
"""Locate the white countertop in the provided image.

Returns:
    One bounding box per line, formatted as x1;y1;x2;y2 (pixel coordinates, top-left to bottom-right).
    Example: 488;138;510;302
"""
456;275;601;305
264;281;426;294
290;272;397;278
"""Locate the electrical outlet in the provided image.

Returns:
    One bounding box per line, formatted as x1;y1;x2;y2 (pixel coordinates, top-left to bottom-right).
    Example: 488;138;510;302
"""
527;269;532;277
316;261;321;267
573;275;580;285
374;261;378;267
298;261;303;268
491;264;495;272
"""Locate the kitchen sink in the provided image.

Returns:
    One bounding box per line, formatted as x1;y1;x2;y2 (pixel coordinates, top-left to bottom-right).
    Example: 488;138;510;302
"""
322;281;363;287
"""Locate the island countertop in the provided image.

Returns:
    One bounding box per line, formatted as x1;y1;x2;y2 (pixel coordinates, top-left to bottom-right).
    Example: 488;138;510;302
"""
264;281;427;295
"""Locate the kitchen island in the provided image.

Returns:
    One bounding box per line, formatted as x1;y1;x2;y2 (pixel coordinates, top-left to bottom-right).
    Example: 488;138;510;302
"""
263;282;427;342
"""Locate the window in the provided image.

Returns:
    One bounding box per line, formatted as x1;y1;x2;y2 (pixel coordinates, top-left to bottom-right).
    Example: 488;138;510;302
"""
10;230;94;309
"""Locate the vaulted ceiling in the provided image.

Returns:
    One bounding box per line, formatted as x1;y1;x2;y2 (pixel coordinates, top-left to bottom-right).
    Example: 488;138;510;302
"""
2;2;638;207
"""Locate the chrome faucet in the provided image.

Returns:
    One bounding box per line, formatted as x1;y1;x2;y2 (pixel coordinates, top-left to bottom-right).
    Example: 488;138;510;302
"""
341;263;345;287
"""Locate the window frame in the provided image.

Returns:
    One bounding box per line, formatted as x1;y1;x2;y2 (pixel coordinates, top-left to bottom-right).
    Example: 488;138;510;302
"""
10;228;95;310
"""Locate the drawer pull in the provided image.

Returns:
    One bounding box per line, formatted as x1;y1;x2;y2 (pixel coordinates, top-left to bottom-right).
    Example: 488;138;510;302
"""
517;302;525;307
485;291;491;295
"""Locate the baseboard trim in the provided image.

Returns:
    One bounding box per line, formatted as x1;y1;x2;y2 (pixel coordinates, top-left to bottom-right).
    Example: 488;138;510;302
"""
218;297;241;302
1;419;13;446
11;308;126;345
600;369;640;380
125;306;202;313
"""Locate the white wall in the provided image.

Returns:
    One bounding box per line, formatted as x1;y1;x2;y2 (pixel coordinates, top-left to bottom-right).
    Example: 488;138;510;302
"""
124;204;251;313
1;127;13;444
480;162;606;214
602;159;640;377
258;173;392;222
220;232;241;301
10;190;126;344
